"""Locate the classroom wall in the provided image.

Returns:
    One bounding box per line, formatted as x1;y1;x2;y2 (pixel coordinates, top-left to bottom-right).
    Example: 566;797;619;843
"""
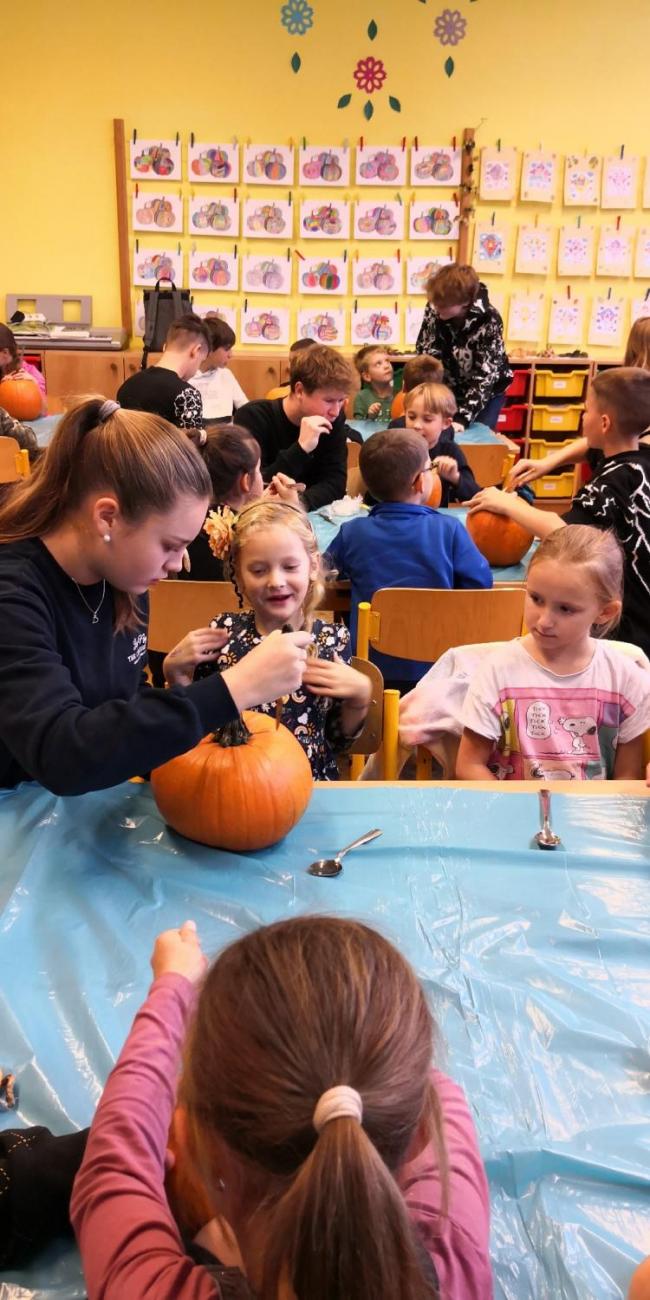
4;0;650;355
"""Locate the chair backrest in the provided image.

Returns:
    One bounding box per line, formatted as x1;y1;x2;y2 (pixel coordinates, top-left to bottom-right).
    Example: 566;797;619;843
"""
461;443;514;488
347;656;384;756
346;440;366;497
358;587;525;662
147;579;240;653
0;436;26;483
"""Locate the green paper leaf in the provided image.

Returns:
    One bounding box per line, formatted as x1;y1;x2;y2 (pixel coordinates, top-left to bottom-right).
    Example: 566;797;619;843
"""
368;19;378;39
389;95;401;112
364;99;374;120
291;51;301;73
444;56;455;77
337;93;352;108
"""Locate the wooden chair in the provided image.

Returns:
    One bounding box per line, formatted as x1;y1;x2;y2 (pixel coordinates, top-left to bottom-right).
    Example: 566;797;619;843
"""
346;440;365;497
356;587;525;664
462;443;515;488
346;657;384;778
147;579;240;654
0;436;31;483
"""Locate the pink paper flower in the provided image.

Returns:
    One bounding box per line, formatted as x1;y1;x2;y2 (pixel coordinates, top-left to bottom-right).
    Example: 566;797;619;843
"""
433;8;467;45
353;56;387;94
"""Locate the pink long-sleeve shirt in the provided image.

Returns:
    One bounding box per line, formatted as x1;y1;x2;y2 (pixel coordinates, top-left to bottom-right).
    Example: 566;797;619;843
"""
71;974;492;1300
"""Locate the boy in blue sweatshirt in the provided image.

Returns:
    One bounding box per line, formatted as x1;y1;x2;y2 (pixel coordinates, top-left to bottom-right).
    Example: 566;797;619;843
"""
325;427;492;691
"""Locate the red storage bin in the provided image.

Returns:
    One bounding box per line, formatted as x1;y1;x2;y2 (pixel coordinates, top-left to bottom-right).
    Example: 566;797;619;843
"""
496;403;527;433
505;369;529;399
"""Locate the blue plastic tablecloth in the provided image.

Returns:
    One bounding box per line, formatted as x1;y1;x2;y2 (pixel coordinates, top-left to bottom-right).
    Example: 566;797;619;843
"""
0;780;648;1298
311;505;534;584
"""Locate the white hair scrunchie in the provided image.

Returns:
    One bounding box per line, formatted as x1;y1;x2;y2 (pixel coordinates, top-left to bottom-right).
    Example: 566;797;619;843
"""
313;1085;363;1134
98;399;120;423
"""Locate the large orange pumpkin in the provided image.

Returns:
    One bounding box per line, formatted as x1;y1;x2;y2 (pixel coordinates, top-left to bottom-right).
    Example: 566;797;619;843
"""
466;509;532;566
427;470;443;508
151;711;313;850
0;376;41;421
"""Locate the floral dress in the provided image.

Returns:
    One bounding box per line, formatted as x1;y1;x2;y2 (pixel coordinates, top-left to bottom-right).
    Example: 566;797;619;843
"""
199;612;354;780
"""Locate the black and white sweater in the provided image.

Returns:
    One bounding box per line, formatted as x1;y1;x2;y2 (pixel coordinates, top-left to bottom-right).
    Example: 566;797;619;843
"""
415;283;512;427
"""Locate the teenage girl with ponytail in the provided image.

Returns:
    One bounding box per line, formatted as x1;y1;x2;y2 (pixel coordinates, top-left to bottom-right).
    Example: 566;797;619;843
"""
0;397;310;793
71;915;492;1299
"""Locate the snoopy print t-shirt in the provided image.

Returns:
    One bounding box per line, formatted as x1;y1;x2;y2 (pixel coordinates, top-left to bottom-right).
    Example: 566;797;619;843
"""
461;638;650;780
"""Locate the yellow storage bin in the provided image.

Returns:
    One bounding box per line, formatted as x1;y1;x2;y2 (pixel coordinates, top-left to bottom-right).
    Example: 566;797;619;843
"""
532;472;576;498
533;369;587;399
531;404;584;433
528;438;577;461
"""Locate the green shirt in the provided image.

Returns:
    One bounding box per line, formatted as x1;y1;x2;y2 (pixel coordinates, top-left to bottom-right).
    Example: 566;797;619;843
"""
353;384;393;421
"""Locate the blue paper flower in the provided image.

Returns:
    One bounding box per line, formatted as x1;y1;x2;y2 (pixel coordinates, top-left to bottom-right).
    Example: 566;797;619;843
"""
280;0;314;35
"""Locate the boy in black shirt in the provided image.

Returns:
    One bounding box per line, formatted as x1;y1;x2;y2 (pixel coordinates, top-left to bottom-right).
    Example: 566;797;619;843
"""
468;367;650;657
117;313;209;429
235;344;356;511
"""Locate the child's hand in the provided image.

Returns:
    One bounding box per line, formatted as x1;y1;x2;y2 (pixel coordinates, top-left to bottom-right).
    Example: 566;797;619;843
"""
265;472;306;507
367;401;382;418
303;655;372;707
507;457;542;488
298;415;332;453
163;627;230;687
151;921;208;985
468;486;515;517
432;455;460;485
222;629;311;710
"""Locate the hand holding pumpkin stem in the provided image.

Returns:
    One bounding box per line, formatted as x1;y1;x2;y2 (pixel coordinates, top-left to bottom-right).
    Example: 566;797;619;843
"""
432;455;460;485
221;628;312;712
163;627;230;687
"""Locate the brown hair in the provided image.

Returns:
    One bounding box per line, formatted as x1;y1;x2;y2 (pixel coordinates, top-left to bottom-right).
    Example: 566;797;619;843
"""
528;525;623;636
0;398;211;632
209;499;324;629
165;312;211;351
402;356;444;393
624;317;650;370
184;916;445;1300
289;337;318;353
0;324;22;378
204;313;236;351
289;344;354;395
591;366;650;439
404;382;457;420
426;264;479;310
360;428;430;502
354;344;388;377
187;424;260;506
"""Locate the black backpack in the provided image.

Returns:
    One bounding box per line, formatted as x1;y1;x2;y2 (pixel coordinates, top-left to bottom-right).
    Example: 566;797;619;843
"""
141;280;193;368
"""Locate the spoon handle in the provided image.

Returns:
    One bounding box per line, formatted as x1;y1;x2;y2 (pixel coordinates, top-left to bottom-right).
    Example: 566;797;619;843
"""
337;828;383;861
539;787;552;832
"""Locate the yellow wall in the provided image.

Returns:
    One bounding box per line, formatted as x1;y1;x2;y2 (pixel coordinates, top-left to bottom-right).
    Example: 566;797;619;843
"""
4;0;650;356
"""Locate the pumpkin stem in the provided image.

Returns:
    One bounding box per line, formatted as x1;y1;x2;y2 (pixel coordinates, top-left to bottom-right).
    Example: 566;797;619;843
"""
211;716;251;748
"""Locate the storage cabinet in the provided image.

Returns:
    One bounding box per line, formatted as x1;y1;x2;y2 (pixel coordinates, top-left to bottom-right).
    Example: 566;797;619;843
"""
498;357;593;500
43;351;124;405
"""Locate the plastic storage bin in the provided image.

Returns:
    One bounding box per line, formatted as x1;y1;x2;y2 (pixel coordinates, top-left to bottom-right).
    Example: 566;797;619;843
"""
533;369;587;399
531;404;583;433
532;471;576;498
505;369;530;399
496;403;527;433
528;438;577;461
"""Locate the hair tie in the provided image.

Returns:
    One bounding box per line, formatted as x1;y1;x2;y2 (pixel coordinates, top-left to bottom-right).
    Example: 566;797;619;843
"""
204;505;237;559
313;1086;363;1134
98;399;120;423
199;428;208;446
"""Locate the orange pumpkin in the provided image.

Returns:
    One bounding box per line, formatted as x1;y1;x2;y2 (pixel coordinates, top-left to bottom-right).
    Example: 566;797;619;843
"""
151;711;313;850
0;376;41;421
466;509;532;566
390;391;405;420
426;470;443;508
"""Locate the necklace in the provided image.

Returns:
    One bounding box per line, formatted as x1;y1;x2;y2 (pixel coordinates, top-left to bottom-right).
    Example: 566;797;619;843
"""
74;579;107;624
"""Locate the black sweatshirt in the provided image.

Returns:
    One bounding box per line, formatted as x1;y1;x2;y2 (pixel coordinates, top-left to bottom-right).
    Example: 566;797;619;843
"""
117;367;203;429
234;398;348;510
0;539;238;793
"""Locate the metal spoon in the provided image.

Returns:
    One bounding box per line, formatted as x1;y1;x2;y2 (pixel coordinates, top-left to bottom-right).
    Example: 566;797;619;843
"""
535;788;561;850
307;828;383;877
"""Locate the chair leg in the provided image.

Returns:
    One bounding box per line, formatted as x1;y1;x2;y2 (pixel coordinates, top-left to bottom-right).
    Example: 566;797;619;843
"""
349;754;365;780
382;690;401;780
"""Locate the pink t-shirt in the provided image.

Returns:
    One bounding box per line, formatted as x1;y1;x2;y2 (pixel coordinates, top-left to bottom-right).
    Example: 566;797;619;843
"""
71;974;492;1300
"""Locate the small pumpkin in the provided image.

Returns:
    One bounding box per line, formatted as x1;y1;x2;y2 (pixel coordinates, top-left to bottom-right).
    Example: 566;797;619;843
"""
151;711;312;851
466;509;532;566
0;377;41;421
426;471;443;509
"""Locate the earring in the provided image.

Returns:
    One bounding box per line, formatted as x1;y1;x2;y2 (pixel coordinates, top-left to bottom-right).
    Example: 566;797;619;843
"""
103;534;111;543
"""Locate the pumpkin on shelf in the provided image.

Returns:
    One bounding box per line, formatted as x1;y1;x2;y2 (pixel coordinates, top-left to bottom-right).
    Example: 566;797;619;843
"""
426;469;443;509
151;711;313;851
466;509;532;566
0;376;41;421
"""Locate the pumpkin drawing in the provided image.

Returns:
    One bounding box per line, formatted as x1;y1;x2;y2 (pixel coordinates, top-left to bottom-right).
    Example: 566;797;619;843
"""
466;510;532;567
151;712;313;851
321;153;342;182
0;376;41;421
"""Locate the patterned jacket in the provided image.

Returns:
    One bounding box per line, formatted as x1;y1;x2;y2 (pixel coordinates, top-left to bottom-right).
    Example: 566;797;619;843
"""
0;408;39;455
415;282;512;427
